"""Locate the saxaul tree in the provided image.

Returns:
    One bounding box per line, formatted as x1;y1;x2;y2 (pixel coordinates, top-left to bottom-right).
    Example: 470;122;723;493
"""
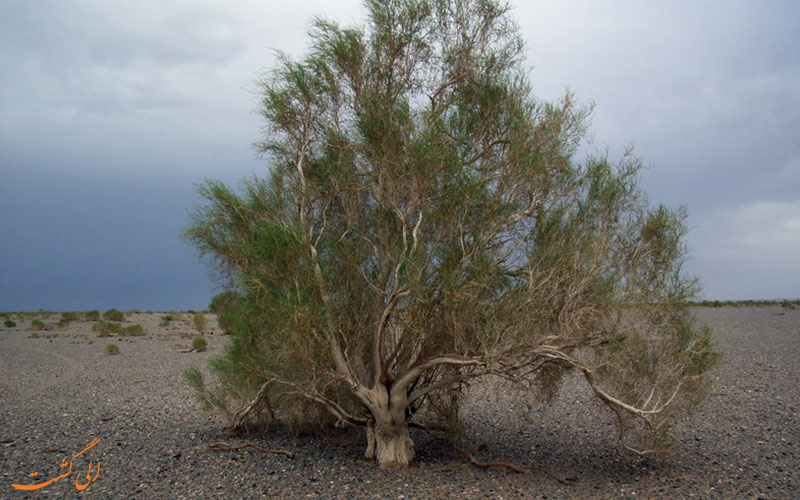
185;0;716;469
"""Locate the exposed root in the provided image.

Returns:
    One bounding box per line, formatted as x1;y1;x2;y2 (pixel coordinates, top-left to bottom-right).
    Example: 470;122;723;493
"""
206;441;294;458
419;423;577;483
452;444;526;473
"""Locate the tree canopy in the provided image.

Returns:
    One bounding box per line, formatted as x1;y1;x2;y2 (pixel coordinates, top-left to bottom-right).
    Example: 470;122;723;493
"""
184;0;716;469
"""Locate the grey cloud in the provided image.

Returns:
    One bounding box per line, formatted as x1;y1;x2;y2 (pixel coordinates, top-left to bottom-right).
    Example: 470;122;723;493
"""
1;0;798;309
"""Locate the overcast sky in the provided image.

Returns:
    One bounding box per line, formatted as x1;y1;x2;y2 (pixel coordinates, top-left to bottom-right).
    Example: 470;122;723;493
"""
1;1;798;311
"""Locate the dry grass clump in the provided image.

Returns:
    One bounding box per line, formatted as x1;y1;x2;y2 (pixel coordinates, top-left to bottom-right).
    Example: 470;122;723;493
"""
105;343;121;355
103;308;125;321
191;337;208;352
193;313;207;333
93;321;145;337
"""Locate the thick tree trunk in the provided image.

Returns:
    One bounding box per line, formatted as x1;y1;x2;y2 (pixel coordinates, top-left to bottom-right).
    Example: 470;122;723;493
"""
360;383;415;468
374;422;415;469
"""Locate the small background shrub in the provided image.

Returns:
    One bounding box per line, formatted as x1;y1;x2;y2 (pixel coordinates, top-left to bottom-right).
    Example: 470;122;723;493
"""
93;321;122;337
122;324;145;336
159;314;175;327
84;310;101;321
191;337;208;352
93;321;145;337
4;320;16;328
209;291;242;335
103;309;125;321
193;312;207;333
30;319;46;331
58;311;78;327
105;344;120;355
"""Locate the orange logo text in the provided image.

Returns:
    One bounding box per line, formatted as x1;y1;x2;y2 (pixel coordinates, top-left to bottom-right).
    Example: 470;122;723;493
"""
11;438;101;491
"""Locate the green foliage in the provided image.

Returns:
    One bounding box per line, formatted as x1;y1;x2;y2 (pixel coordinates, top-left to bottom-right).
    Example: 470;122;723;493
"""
208;291;242;334
103;308;125;321
192;337;208;352
185;0;717;461
3;320;16;328
105;343;121;355
92;321;144;337
159;314;175;327
694;299;800;309
193;312;207;333
84;310;101;321
93;321;121;337
30;319;46;331
122;324;145;336
58;311;78;326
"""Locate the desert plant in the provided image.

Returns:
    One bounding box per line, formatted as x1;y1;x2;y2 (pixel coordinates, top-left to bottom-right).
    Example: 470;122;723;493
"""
105;343;120;355
185;0;717;468
84;310;101;321
208;291;242;335
60;311;78;322
121;324;145;336
159;314;175;327
193;312;207;333
30;319;46;331
191;337;208;352
4;320;16;328
103;308;125;321
93;321;123;337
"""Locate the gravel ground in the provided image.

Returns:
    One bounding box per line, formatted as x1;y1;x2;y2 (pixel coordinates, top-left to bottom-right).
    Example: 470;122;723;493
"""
1;307;797;499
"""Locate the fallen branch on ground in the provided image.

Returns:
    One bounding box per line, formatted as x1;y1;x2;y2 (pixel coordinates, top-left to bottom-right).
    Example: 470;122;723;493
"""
418;423;577;483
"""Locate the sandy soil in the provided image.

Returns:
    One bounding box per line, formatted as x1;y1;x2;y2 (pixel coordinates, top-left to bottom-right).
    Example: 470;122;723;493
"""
0;307;797;499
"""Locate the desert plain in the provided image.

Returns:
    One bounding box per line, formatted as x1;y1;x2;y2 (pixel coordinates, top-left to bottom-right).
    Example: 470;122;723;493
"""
0;307;797;499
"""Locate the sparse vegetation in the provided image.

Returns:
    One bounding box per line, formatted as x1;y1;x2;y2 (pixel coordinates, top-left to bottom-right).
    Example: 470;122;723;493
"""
191;337;208;352
103;308;125;321
694;299;800;309
193;312;207;333
93;321;120;337
58;311;79;327
105;343;120;355
93;321;145;337
30;319;46;331
122;324;145;336
208;291;241;335
84;310;101;321
4;320;16;328
159;314;175;327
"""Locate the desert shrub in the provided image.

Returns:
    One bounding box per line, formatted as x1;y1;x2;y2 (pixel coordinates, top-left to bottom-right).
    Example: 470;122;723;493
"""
30;319;46;331
193;312;207;333
60;311;78;322
103;308;125;321
191;337;208;352
209;291;242;335
93;321;123;337
4;320;16;327
84;310;101;321
184;0;717;468
121;324;145;336
159;314;175;327
105;344;120;355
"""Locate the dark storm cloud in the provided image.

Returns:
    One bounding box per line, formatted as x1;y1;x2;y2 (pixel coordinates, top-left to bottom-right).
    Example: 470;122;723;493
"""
0;0;798;309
